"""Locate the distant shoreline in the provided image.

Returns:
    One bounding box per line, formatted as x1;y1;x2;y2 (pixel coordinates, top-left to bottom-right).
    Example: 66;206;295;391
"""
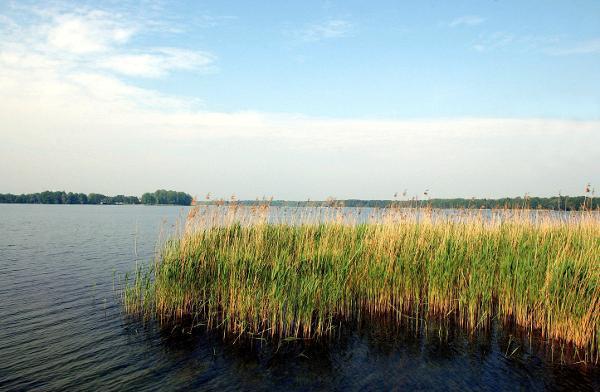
0;190;193;206
194;196;597;211
1;192;596;211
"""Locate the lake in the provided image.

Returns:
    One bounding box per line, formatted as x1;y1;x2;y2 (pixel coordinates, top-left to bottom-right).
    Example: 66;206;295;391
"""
0;204;598;391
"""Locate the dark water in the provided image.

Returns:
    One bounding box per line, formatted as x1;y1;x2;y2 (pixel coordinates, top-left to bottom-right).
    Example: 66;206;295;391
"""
0;204;598;391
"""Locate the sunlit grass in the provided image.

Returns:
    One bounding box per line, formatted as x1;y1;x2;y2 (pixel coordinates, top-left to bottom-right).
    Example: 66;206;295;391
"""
122;205;599;362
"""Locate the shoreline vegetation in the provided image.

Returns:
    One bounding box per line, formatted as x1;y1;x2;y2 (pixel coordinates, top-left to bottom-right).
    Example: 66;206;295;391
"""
0;191;597;210
122;204;600;364
0;189;193;206
198;195;598;211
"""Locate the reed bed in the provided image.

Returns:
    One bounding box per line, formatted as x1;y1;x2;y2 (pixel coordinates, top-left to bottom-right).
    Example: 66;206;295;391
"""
123;205;599;362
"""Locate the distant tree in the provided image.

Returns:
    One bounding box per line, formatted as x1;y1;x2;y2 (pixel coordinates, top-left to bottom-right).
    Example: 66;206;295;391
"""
66;192;79;204
141;193;157;204
39;191;52;204
177;192;193;206
141;190;192;206
87;193;106;204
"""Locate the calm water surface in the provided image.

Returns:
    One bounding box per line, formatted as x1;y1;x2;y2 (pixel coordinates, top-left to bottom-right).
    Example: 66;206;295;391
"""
0;204;598;391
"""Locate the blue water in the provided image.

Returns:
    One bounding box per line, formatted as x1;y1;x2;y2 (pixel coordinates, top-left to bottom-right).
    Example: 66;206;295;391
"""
0;204;598;391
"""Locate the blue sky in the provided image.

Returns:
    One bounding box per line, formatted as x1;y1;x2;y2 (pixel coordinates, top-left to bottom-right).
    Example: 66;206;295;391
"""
0;1;599;199
171;1;600;119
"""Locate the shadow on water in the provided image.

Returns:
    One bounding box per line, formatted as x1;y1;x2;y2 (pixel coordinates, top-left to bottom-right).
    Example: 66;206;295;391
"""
121;312;600;391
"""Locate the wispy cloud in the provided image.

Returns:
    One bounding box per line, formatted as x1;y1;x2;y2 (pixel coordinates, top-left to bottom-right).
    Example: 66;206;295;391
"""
472;32;562;53
1;5;216;79
0;14;19;31
449;15;485;28
546;38;600;55
298;19;353;42
473;31;515;52
98;48;215;78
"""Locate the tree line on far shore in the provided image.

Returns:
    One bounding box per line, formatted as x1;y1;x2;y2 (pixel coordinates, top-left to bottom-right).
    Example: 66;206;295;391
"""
201;196;597;211
0;191;596;210
347;196;597;211
0;190;193;206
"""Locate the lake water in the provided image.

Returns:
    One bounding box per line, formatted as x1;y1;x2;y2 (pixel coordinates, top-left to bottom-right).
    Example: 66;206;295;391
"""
0;204;598;391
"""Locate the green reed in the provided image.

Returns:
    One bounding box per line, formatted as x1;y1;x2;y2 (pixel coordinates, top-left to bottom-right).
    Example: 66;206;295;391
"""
122;206;599;362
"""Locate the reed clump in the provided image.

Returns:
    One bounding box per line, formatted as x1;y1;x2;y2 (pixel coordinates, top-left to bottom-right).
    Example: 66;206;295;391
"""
123;205;599;362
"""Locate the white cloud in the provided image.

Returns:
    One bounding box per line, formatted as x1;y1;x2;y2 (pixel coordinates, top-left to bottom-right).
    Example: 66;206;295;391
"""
449;15;485;28
299;19;353;42
0;5;216;80
46;10;135;54
98;48;215;78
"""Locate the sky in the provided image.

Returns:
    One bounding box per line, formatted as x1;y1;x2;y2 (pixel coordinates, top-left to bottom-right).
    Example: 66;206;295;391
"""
0;0;599;200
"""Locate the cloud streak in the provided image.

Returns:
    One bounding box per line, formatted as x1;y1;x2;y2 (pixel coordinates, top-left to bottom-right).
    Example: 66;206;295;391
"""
298;19;353;42
472;31;515;52
98;48;215;78
470;31;600;56
449;15;485;28
546;38;600;55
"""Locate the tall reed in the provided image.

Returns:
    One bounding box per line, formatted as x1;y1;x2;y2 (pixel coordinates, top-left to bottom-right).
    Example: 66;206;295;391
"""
122;205;599;362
